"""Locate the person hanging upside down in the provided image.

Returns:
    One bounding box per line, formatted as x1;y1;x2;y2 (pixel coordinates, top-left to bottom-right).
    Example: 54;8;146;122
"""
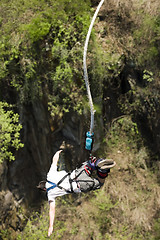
37;150;116;237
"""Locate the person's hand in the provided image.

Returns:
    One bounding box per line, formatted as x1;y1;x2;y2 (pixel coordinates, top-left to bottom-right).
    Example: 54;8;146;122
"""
57;149;63;154
48;226;53;237
52;150;63;164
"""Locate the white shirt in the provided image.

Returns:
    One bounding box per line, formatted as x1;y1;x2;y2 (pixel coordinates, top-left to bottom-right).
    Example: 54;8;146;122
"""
46;163;81;203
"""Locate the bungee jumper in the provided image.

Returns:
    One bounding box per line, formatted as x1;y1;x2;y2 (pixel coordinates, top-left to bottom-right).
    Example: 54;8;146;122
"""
37;150;116;237
37;0;116;237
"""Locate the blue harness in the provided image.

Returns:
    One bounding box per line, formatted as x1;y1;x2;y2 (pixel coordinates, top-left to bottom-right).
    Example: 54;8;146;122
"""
46;173;74;193
46;180;57;192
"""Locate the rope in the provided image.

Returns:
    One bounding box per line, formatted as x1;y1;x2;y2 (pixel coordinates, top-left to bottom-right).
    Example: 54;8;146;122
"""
83;0;105;133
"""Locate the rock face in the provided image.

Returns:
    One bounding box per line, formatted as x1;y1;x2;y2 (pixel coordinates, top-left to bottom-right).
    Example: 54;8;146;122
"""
1;67;160;237
7;102;52;205
0;100;92;236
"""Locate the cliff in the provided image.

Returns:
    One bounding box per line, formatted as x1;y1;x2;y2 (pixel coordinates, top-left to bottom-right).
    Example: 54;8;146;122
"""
0;0;160;239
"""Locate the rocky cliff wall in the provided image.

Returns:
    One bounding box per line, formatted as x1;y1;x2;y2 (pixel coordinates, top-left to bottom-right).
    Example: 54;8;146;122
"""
0;98;104;236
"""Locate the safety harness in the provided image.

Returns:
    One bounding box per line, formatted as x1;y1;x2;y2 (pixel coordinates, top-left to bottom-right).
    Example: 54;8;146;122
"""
46;164;94;193
46;172;74;193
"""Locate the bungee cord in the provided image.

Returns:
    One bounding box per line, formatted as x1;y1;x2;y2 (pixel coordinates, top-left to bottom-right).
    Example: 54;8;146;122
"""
83;0;105;134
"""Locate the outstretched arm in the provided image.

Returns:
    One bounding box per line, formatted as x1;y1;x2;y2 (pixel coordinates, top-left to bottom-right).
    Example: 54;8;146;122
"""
52;150;63;166
48;200;56;237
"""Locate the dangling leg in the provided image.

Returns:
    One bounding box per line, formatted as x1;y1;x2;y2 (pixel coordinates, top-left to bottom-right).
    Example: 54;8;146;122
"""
88;156;116;172
96;168;110;184
96;159;116;184
87;156;97;170
76;157;116;192
86;157;116;184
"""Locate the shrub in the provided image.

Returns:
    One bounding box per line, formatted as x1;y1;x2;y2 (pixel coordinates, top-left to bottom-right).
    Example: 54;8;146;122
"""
0;102;24;163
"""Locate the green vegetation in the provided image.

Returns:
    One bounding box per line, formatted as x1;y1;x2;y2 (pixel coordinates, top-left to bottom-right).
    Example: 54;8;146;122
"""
16;117;160;240
107;116;142;152
0;102;23;163
0;0;160;239
133;13;160;66
0;0;92;163
0;0;91;108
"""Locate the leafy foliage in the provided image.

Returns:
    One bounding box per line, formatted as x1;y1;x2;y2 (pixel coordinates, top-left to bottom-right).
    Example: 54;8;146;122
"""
0;0;92;165
0;102;24;163
107;116;142;152
0;0;91;112
1;0;160;239
133;12;160;67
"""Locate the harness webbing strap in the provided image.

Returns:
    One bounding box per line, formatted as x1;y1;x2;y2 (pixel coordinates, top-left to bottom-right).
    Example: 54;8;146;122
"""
46;181;57;192
84;165;91;176
47;164;95;193
57;173;70;186
47;173;74;193
69;174;73;193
